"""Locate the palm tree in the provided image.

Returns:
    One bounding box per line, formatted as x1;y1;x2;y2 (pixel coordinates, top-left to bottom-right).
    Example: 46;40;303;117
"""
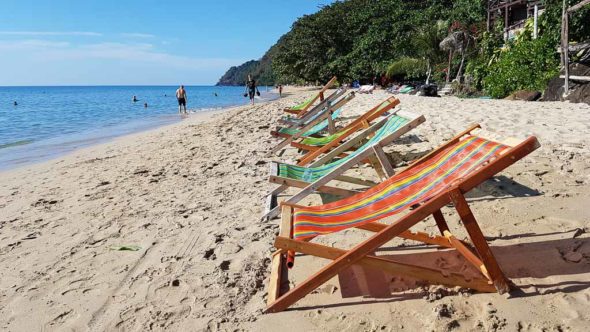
386;21;447;84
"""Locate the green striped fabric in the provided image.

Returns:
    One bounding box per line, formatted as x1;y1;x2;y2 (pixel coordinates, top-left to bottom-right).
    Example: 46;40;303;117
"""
290;93;318;111
300;129;349;146
278;108;343;137
278;114;409;182
300;100;393;146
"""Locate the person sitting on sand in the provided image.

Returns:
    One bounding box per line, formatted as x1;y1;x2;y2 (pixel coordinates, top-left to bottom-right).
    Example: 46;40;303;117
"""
176;85;187;114
245;75;258;105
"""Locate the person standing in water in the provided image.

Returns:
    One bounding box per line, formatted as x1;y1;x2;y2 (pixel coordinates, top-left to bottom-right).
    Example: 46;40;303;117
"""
176;85;187;114
245;75;257;105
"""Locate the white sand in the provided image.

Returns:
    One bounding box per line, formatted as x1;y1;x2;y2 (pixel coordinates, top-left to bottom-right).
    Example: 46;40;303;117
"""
1;88;589;331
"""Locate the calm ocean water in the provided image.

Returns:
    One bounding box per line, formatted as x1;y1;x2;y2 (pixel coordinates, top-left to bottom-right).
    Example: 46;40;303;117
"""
0;86;276;170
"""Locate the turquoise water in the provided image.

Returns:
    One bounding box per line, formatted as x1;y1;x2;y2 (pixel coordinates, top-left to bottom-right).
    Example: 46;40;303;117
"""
0;85;275;169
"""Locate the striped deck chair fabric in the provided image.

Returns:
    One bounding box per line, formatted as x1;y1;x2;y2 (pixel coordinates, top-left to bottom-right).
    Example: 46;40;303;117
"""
292;135;509;240
300;130;349;146
278;114;410;182
290;94;317;111
278;108;344;137
298;99;394;147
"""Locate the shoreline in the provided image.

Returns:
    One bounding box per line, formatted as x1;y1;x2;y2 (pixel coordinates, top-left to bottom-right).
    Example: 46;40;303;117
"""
0;94;278;173
1;89;589;330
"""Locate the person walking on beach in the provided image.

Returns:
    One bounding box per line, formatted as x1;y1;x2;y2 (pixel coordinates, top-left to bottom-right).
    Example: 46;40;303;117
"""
176;85;187;114
278;84;283;97
245;75;258;105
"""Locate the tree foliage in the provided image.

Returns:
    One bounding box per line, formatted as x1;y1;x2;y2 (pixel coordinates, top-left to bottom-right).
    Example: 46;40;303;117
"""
218;0;589;97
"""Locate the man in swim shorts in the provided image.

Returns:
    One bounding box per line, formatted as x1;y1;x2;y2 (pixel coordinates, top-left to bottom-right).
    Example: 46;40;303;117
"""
176;85;187;114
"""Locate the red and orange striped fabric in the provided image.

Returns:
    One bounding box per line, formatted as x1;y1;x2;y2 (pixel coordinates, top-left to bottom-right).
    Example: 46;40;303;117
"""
293;136;509;240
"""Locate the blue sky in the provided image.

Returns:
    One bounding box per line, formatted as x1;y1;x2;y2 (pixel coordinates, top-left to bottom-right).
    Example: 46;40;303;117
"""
0;0;333;86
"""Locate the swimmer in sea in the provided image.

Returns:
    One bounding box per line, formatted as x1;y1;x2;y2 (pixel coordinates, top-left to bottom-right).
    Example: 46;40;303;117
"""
132;95;138;102
144;102;148;108
13;101;18;106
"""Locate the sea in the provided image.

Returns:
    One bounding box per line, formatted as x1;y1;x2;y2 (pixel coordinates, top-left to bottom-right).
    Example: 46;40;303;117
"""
0;85;277;170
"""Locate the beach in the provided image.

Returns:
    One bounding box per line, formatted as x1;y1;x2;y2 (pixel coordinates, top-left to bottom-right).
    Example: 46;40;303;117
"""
1;88;590;331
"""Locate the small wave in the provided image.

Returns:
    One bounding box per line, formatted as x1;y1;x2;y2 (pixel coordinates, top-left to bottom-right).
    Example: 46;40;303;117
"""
0;139;34;149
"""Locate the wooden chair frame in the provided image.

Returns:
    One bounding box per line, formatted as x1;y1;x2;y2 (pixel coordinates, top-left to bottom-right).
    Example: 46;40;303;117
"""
279;88;347;127
266;125;540;313
268;92;356;156
292;96;401;166
284;76;338;116
262;111;426;220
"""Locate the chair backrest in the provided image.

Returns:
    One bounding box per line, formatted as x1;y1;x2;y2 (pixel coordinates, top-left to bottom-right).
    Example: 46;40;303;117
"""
292;135;515;240
292;76;338;114
293;88;347;124
296;97;400;165
278;112;414;182
279;108;344;137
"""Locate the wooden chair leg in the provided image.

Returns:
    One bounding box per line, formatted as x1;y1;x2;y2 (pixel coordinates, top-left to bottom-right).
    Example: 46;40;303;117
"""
432;209;450;234
267;251;288;305
449;189;510;293
267;206;294;304
266;193;450;313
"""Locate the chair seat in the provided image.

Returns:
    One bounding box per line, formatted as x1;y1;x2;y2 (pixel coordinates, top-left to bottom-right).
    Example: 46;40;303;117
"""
292;136;509;240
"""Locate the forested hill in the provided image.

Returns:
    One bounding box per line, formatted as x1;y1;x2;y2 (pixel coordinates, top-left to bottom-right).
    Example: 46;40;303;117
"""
216;0;485;86
216;51;275;86
217;0;589;98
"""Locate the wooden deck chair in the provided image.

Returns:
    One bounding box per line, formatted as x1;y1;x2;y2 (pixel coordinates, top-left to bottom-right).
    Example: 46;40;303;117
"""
284;76;338;116
262;110;426;220
266;124;540;312
273;90;350;139
267;92;355;156
279;88;347;127
291;97;402;166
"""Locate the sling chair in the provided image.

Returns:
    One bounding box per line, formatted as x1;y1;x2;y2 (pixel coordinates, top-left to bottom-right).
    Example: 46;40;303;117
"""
279;88;347;127
266;124;540;312
262;110;425;220
291;96;402;166
268;92;355;156
284;76;338;116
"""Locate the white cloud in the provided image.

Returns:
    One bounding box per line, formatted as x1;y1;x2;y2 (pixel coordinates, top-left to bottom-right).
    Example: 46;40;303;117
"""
120;33;155;38
0;31;102;37
0;39;242;71
0;39;70;51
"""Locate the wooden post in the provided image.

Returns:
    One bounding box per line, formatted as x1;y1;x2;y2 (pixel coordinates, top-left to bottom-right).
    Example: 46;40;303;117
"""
533;4;539;39
446;50;453;83
486;2;491;31
504;6;509;40
563;6;570;95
